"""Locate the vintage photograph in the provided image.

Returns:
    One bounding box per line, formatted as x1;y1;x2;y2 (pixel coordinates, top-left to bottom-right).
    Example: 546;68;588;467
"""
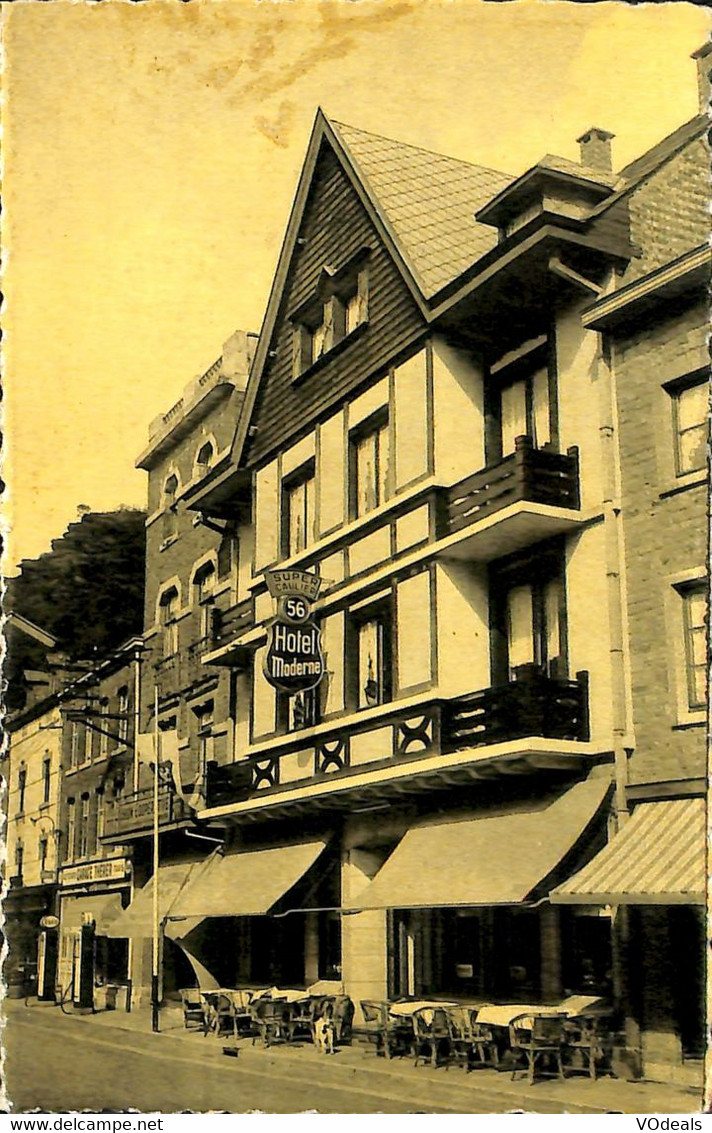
1;0;710;1116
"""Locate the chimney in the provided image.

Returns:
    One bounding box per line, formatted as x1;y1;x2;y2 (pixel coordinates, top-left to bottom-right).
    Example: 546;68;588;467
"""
691;42;712;115
221;329;255;392
576;127;615;174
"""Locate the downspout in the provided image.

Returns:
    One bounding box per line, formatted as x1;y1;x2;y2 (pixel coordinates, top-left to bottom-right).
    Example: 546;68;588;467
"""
595;332;632;823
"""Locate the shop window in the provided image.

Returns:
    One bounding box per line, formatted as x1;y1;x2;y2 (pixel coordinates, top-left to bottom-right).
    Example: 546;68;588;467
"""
318;911;342;981
42;756;51;805
492;908;541;1002
291;260;369;379
490;541;567;684
117;685;130;744
194;562;216;638
17;766;26;814
678;582;707;710
282;463;315;558
159;589;179;658
670;375;708;477
350;412;389;519
347;598;393;710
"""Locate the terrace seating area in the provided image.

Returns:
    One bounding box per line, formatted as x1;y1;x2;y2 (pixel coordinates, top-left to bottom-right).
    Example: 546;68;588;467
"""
178;986;622;1084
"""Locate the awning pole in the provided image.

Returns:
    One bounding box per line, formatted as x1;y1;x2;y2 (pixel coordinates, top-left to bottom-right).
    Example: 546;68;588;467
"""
151;685;160;1034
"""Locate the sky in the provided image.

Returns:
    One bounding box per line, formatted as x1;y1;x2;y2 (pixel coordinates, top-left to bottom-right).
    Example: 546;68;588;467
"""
3;0;710;574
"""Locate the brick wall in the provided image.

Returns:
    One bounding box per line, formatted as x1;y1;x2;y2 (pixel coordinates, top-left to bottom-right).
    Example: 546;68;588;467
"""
613;297;707;786
621;133;709;284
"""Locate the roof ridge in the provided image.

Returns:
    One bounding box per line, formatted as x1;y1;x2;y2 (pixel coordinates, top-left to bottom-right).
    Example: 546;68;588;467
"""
330;118;512;179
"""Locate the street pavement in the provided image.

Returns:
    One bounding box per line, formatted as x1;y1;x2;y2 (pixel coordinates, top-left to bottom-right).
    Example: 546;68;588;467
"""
2;1001;705;1115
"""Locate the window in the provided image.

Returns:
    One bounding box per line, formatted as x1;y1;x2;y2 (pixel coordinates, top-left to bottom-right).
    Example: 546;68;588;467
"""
350;413;390;518
681;583;707;710
194;563;216;638
195;441;214;475
42;756;51;805
283;464;315;557
69;721;81;769
77;795;90;859
99;699;110;758
348;599;393;710
278;688;320;734
499;366;550;457
14;841;23;883
17;766;26;814
39;837;49;874
490;543;567;683
96;789;105;848
291;260;369;379
117;686;130;744
672;378;708;477
194;703;214;775
159;590;179;657
81;720;93;764
65;800;76;862
163;475;179;542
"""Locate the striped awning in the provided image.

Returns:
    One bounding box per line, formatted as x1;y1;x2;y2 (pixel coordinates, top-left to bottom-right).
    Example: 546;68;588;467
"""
551;798;706;905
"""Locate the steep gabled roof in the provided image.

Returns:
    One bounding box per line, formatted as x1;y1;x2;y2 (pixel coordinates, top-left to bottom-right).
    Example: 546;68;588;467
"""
190;110;514;499
331;121;512;297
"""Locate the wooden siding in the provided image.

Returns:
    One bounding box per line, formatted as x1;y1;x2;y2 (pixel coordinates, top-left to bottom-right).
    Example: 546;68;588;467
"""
245;141;427;469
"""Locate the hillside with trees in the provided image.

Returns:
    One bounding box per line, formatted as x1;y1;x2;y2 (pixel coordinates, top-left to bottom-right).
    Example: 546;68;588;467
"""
4;508;146;711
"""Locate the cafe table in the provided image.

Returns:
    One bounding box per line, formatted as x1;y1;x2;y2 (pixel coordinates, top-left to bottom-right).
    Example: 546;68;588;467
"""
388;1000;458;1017
475;1003;565;1028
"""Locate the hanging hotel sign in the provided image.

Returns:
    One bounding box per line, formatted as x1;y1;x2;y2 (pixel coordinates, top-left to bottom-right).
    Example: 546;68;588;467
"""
264;569;325;693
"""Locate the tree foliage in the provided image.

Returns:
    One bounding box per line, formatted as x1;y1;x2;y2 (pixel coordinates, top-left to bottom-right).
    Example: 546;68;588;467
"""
4;509;146;711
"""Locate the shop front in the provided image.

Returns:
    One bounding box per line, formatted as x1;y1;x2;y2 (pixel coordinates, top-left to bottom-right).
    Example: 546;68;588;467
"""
3;883;58;998
551;795;706;1086
57;855;132;1011
342;777;613;1015
106;837;341;1000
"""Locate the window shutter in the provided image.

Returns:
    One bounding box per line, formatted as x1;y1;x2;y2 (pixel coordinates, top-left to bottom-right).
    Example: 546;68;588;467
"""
292;325;310;379
322;299;338;352
357;268;369;323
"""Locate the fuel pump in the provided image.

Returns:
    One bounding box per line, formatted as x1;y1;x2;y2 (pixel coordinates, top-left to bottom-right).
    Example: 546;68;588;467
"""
36;923;59;1001
72;914;96;1012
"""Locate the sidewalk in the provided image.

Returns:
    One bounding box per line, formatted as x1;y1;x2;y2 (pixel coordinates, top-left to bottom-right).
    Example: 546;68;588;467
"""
12;1001;704;1115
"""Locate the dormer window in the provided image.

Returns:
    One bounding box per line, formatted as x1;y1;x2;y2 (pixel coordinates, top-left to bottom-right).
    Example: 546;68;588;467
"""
291;252;369;379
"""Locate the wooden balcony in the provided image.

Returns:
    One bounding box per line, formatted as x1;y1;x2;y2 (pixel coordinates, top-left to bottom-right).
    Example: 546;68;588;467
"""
102;786;189;840
204;671;590;812
201;598;256;667
440;439;580;548
442;669;589;751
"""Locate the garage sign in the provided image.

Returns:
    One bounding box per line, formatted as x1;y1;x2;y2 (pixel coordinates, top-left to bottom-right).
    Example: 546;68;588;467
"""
264;570;325;693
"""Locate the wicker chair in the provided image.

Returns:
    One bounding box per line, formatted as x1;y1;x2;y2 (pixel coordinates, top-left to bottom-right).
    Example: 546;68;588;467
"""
411;1007;451;1068
179;988;208;1033
509;1013;566;1085
563;1014;613;1080
358;1001;411;1059
446;1006;499;1071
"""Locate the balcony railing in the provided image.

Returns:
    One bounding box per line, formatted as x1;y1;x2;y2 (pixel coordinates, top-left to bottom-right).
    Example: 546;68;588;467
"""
205;671;589;809
442;439;580;537
210;598;255;648
103;786;189;838
442;669;589;751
